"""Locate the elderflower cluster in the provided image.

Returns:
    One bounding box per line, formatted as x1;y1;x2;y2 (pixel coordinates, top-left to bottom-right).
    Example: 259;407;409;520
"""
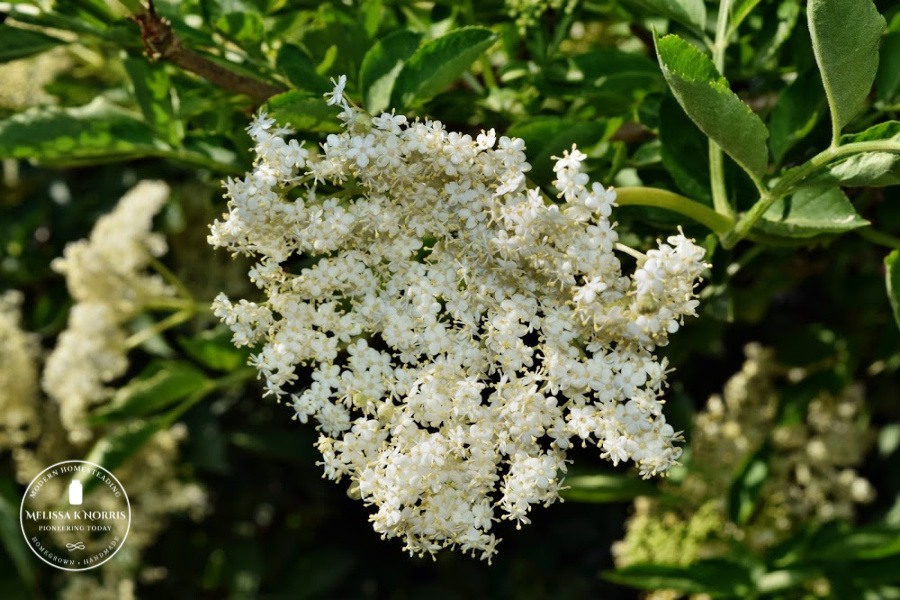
43;181;172;442
0;295;204;599
0;291;41;450
209;77;708;561
614;344;875;572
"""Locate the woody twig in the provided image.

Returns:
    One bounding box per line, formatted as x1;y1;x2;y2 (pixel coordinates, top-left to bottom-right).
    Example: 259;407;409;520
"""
132;0;284;107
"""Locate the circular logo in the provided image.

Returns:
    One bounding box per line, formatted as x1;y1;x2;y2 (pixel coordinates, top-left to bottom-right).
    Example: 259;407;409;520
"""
19;460;131;571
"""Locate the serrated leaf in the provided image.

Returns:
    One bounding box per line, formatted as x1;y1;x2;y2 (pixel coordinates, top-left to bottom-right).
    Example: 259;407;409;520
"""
623;0;707;33
506;116;609;181
604;559;754;596
265;90;342;133
123;57;182;146
887;250;900;332
655;34;769;180
359;29;422;114
757;186;869;238
768;69;826;163
0;96;169;164
276;44;331;95
808;0;886;133
390;26;497;110
215;11;266;46
0;24;67;63
561;472;657;503
89;361;211;425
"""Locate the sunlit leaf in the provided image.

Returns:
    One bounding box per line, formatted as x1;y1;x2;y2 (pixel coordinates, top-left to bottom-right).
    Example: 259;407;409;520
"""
808;0;886;133
655;33;769;180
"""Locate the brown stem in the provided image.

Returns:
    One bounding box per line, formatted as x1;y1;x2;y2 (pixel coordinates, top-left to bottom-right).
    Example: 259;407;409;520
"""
132;1;284;107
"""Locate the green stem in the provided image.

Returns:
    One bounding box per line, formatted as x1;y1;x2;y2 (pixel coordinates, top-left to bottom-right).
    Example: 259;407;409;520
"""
857;228;900;250
708;0;734;218
615;187;734;235
615;242;646;261
479;56;498;91
148;255;193;301
142;296;194;311
125;309;193;349
722;140;900;248
162;366;256;427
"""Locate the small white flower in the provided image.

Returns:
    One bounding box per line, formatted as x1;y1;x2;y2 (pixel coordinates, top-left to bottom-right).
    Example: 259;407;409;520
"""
325;74;347;107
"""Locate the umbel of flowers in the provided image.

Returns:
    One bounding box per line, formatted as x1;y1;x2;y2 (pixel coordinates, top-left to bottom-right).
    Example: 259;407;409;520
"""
208;76;709;561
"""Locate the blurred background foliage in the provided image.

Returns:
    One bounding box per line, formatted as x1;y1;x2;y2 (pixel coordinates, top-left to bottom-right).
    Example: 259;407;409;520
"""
0;0;899;597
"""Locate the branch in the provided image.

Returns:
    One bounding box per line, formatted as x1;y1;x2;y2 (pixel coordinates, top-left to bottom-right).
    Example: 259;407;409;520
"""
132;1;284;107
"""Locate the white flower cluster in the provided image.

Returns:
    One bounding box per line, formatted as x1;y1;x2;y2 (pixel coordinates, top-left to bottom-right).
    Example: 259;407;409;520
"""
209;79;708;561
43;181;172;442
0;291;41;449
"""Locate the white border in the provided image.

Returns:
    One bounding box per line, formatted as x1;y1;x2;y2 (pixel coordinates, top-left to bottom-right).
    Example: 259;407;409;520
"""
19;460;132;571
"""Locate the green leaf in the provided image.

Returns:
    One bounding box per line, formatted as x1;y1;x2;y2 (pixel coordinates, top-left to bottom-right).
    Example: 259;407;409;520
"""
123;57;182;147
215;11;266;47
807;0;886;135
179;327;252;372
265;90;342;133
768;69;826;163
561;472;657;503
89;361;211;425
754;567;822;594
390;26;497;110
544;48;664;114
276;44;332;95
887;250;900;332
0;478;35;588
360;0;383;38
727;0;763;38
757;186;869;238
77;418;167;494
752;0;801;69
604;559;754;597
0;24;67;63
0;96;169;165
181;134;243;172
728;443;771;524
818;121;900;187
808;525;900;561
623;0;707;33
655;34;769;180
877;28;900;102
506;116;609;181
359;29;422;114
